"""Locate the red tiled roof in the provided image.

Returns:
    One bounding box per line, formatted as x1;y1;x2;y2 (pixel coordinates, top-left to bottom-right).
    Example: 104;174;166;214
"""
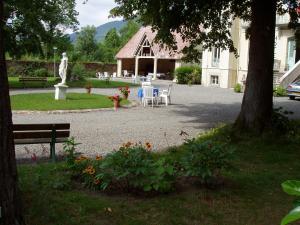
116;26;188;59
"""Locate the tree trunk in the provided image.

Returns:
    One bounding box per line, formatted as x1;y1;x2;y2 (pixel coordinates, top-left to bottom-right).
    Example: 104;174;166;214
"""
235;0;277;132
0;0;25;224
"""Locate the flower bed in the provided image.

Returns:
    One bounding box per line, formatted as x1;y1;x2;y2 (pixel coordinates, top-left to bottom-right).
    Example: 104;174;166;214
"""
64;137;234;195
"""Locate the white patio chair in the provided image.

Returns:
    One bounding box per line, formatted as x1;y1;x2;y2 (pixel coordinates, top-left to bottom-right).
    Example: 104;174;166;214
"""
141;81;152;87
142;86;157;108
123;70;129;77
112;72;117;78
146;75;153;82
159;84;172;106
97;72;105;80
104;72;110;78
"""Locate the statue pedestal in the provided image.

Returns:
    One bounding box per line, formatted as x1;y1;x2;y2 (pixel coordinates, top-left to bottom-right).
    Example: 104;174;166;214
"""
54;84;68;100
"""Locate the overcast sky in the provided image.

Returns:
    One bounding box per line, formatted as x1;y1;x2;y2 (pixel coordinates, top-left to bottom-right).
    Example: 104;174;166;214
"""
75;0;122;28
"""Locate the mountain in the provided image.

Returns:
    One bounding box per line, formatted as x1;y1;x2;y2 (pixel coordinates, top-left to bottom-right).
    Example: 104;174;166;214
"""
69;20;127;43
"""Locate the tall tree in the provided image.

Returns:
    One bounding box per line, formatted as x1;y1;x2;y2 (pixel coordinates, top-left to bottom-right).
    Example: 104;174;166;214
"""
4;0;78;59
0;0;25;224
111;0;299;132
74;26;97;61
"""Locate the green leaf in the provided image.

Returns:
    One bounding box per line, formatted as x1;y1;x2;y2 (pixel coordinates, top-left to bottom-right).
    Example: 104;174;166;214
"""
282;180;300;196
281;206;300;225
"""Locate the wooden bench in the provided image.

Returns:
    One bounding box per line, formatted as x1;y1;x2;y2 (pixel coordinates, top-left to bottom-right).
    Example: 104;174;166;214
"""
13;123;70;162
18;76;47;88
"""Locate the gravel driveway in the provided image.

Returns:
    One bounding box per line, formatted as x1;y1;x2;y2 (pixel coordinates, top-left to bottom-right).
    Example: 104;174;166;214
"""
11;80;300;158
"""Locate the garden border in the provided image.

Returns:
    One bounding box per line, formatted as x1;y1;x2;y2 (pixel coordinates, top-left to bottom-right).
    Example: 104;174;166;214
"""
12;100;139;114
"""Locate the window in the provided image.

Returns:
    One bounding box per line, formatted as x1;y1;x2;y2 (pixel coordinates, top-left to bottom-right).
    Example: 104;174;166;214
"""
212;47;220;67
210;75;219;85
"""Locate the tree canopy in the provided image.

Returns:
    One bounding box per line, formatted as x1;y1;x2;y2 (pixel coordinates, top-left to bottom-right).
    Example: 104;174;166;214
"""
111;0;299;61
111;0;300;132
4;0;78;59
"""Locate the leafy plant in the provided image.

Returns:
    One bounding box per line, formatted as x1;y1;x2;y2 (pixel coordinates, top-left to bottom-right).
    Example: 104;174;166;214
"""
274;85;287;97
180;140;234;183
175;66;201;84
33;68;49;77
281;180;300;225
271;107;295;135
234;83;242;93
95;143;175;193
63;137;81;168
70;63;87;81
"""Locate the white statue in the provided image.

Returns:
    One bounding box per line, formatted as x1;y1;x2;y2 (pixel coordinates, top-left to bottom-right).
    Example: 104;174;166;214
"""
58;52;68;85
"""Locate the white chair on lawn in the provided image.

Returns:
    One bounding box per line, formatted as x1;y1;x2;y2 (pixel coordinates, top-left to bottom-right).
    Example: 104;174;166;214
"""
142;86;157;108
159;84;172;106
104;72;109;78
112;72;117;79
97;72;105;80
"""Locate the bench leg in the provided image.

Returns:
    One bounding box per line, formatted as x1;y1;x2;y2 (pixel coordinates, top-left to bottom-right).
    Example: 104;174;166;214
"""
50;142;56;162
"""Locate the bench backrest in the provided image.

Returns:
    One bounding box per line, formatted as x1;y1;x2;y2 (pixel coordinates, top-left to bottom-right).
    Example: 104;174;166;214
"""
13;123;70;140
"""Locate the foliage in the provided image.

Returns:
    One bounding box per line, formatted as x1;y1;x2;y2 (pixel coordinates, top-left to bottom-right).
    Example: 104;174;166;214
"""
4;0;78;59
274;85;287;97
180;139;234;182
175;66;201;84
271;107;296;135
94;143;175;193
74;26;98;61
234;83;242;93
119;86;130;98
33;68;49;77
70;63;87;81
8;77;137;89
281;180;300;225
63;137;81;168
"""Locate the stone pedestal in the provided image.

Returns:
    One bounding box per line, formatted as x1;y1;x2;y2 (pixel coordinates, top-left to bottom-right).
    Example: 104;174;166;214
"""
54;84;68;100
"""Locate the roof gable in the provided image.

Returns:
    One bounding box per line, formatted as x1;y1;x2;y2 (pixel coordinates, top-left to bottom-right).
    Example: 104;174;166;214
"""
116;26;187;59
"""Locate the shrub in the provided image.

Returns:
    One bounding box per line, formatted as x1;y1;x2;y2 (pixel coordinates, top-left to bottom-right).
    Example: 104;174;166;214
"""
234;83;242;93
180;140;234;183
95;143;175;192
175;66;201;84
7;65;26;77
70;63;87;81
33;68;49;77
274;85;287;97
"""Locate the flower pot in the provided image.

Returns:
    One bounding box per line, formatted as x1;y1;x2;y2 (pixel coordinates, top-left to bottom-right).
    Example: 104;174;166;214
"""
113;100;120;110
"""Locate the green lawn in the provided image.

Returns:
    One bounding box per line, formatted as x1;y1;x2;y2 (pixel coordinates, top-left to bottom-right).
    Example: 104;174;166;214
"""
18;126;300;225
8;77;137;89
11;93;129;110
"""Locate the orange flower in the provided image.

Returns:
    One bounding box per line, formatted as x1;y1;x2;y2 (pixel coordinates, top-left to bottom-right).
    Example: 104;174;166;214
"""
83;165;95;175
145;142;152;150
94;178;101;185
75;155;88;163
96;155;103;161
122;141;132;148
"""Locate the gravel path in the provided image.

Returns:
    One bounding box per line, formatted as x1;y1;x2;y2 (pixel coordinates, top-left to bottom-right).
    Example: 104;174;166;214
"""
11;80;300;158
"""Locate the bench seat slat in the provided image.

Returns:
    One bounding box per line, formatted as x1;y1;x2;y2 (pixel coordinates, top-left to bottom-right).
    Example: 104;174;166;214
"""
14;131;70;139
13;123;70;131
14;138;68;145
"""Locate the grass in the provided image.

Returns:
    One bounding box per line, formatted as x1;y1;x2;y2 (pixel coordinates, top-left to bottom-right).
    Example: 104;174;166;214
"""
11;93;129;110
8;77;137;89
18;126;300;225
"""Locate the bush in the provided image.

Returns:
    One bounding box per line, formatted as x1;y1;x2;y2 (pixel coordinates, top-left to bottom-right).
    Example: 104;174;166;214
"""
70;142;175;193
274;85;287;97
234;83;242;93
33;68;49;77
175;66;201;84
69;63;87;81
7;65;26;77
180;140;234;183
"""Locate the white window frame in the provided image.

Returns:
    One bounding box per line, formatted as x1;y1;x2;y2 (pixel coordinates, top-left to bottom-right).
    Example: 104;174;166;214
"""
211;47;220;67
210;75;219;86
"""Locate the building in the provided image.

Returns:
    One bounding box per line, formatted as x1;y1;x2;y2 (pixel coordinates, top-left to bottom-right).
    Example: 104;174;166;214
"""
201;14;296;88
116;26;187;79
